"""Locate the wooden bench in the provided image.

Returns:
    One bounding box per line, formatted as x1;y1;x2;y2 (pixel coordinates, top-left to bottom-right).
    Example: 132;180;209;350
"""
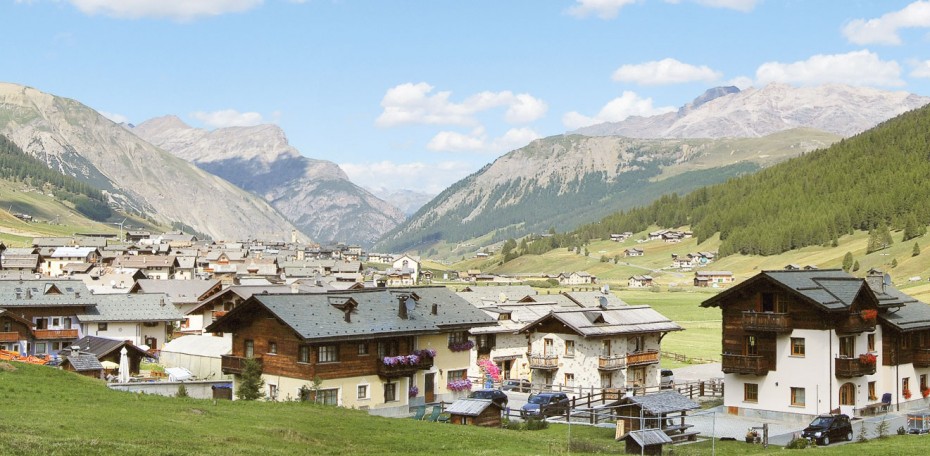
668;431;700;443
859;403;889;416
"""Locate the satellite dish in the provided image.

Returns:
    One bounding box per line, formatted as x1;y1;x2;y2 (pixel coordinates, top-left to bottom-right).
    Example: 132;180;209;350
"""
884;273;892;287
598;296;608;309
405;297;416;312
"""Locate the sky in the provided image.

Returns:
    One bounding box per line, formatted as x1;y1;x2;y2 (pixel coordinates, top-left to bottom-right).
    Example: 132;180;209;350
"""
3;1;930;195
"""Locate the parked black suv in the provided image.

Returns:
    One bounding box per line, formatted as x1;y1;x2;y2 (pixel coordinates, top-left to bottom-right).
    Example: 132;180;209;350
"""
801;414;853;445
468;389;509;408
520;392;570;418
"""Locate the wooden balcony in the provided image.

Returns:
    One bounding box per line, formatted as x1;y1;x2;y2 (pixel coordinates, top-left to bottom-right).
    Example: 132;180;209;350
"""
915;349;930;368
721;354;772;375
0;332;21;342
528;354;559;370
742;311;791;333
377;356;434;378
835;356;876;378
221;355;262;375
837;315;876;334
627;350;660;367
33;329;78;340
598;355;626;371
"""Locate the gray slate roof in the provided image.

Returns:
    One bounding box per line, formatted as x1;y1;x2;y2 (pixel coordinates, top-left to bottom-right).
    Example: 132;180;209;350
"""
0;279;95;308
135;279;220;303
880;300;930;332
65;353;104;372
622;390;700;415
446;398;498;416
519;306;682;337
623;429;673;446
208;287;496;342
76;293;183;322
58;335;149;358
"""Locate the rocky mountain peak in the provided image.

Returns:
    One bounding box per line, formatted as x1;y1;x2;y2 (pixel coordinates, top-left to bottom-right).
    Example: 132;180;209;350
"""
678;86;740;116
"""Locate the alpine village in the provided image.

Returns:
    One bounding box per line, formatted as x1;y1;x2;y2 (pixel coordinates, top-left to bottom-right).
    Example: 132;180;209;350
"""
9;3;930;455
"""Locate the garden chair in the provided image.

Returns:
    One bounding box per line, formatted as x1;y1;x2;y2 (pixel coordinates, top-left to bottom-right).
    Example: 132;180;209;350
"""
424;405;443;422
410;405;426;420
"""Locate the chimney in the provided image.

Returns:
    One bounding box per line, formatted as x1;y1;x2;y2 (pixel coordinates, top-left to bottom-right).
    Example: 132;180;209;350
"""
431;303;438;315
865;270;886;293
344;309;352;323
398;295;408;320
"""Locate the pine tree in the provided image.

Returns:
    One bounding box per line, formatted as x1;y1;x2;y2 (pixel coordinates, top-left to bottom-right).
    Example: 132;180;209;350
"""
914;242;921;257
853;260;860;272
236;358;266;400
891;258;898;268
842;252;853;271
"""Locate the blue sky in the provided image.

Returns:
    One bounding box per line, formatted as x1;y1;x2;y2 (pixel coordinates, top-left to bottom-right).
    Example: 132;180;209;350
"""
4;1;930;194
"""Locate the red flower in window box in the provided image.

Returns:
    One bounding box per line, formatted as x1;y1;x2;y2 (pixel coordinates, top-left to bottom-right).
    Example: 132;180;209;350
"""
922;387;930;398
860;309;878;321
859;353;877;365
904;388;913;400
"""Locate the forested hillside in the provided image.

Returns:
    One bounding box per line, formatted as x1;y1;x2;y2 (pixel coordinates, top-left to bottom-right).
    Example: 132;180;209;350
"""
534;104;930;257
0;134;111;221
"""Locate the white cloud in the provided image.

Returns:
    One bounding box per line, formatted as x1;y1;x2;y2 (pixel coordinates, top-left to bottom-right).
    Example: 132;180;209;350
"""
688;0;756;12
340;160;474;194
100;111;128;124
567;0;638;19
427;127;541;153
755;50;904;87
376;82;546;127
725;76;754;89
66;0;262;21
911;60;930;78
612;58;722;85
843;1;930;45
190;109;265;128
562;91;675;129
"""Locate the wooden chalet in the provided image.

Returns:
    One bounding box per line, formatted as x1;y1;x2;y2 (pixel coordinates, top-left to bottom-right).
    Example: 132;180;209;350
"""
445;398;502;426
702;269;930;419
206;287;495;416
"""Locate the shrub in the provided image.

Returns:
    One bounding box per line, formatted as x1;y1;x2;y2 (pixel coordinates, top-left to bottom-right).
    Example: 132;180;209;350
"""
501;419;523;431
876;418;889;439
857;421;869;443
236;358;265;401
897;426;907;435
786;438;809;449
176;383;188;398
524;418;549;431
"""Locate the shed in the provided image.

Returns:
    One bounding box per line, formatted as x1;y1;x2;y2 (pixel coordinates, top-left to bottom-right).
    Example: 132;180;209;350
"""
615;390;700;442
61;353;104;379
619;429;672;455
445;398;502;427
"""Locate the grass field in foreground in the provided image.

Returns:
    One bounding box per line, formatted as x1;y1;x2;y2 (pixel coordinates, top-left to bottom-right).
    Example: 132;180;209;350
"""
5;362;929;455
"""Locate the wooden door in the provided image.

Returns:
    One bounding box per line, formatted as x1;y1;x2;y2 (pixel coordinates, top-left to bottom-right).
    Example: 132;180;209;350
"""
425;373;435;403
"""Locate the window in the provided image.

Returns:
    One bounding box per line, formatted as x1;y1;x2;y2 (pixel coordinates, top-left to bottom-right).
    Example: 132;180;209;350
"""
902;334;912;350
761;292;775;312
922;375;928;391
839;383;855;406
268;341;277;355
34;343;47;354
357;384;369;400
791;387;806;407
564;373;574;386
601;373;613;388
384;383;397;402
868;381;877;401
744;335;758;356
2;321;10;332
52;318;60;327
867;334;876;352
543;338;553;355
378;340;398;357
839;336;855;358
744;383;758;402
448;331;467;345
268;384;278;401
317;388;338;405
358;343;369;355
602;339;611;356
298;346;310;363
565;340;575;357
904;377;911;394
318;345;339;363
447;369;467;380
245;339;254;359
631;335;645;352
790;338;805;357
63;317;72;329
97;323;108;331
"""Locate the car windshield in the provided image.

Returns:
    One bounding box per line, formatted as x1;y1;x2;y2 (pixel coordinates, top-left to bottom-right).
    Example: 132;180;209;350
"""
470;391;491;398
809;417;833;427
528;395;547;404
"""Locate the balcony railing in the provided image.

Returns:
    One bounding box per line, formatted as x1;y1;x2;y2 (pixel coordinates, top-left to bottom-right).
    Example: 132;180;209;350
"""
0;332;21;342
377;355;434;378
837;314;876;334
915;349;930;368
598;355;626;370
742;311;791;333
722;354;772;375
33;329;78;340
221;355;262;375
528;354;559;370
835;356;876;378
627;350;660;367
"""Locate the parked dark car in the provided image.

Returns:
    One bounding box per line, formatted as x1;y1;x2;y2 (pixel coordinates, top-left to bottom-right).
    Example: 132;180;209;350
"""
501;379;531;393
520;392;570;418
801;414;852;445
468;389;509;408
